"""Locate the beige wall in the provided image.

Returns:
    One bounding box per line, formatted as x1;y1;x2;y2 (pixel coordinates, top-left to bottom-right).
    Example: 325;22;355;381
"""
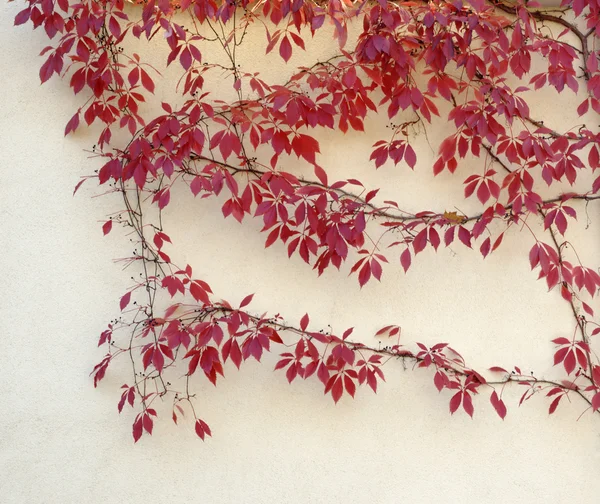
2;2;600;503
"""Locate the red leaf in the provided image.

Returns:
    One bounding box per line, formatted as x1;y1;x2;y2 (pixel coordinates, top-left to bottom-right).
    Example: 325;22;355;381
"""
229;340;242;369
434;371;446;392
331;377;343;403
102;220;112;235
64;112;80;136
564;350;576;375
194;419;211;440
200;419;212;437
476;183;490;204
300;313;309;331
592;391;600;411
120;292;131;311
490;391;507;420
400;248;412;273
143;347;154;370
73;178;88;196
153;347;164;372
118;390;127;413
317;362;329;385
108;16;121;39
449;391;462;414
195;419;206;440
275;358;292;371
589;145;599;169
548;395;562;414
279;36;292;62
577;98;589;116
413;229;428;254
358;262;371;287
314;165;328;185
492;233;504;252
371;259;383;281
127;387;135;407
158;189;170;209
180;47;192;70
462;392;474;418
555;211;567;235
444;226;455;246
264;227;279;248
14;8;31;26
286;362;298;383
190;281;210;305
344;375;356;398
428;228;440;251
39;55;56;83
457;226;471;248
404;144;416;169
239;293;254;308
480;237;491;258
132;416;143;442
140;69;155;93
367;370;378;393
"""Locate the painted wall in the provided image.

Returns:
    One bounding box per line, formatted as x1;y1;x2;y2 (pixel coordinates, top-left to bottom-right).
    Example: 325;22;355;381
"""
1;2;600;503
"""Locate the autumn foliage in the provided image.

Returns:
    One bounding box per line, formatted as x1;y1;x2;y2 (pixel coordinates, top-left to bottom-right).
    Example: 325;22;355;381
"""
12;0;600;441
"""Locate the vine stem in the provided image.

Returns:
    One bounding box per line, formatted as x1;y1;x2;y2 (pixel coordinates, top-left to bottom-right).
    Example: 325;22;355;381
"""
185;154;600;223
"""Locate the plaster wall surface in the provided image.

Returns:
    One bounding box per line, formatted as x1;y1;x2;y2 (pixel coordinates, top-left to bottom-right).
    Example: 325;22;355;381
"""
1;2;600;503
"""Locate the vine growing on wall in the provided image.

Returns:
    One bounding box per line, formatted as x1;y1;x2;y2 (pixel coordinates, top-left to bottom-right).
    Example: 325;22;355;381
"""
12;0;600;441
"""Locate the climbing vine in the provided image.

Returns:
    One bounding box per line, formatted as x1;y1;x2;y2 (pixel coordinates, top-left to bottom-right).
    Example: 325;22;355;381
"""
12;0;600;441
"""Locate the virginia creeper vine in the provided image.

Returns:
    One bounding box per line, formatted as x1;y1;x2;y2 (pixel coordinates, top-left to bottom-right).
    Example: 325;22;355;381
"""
11;0;600;441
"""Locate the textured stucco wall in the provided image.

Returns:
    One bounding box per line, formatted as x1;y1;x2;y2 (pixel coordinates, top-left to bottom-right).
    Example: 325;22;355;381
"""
2;2;600;503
